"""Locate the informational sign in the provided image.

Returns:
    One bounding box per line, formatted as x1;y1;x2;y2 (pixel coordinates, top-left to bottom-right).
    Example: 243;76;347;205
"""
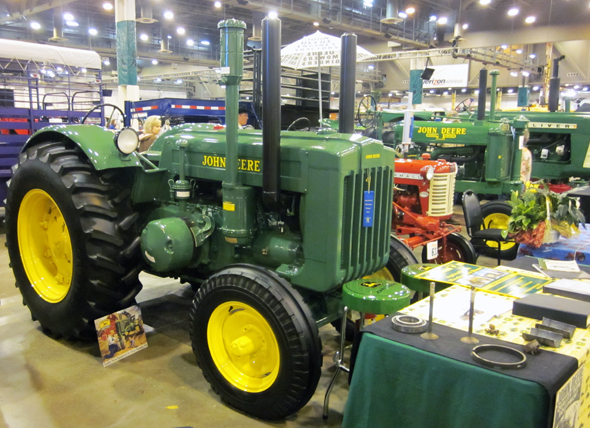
95;305;148;367
422;64;470;88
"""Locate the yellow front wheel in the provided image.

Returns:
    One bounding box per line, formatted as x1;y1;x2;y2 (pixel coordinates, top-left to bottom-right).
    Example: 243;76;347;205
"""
190;265;322;420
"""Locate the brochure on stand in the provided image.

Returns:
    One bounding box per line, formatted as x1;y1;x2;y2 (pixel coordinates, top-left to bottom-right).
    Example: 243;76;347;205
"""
415;260;554;298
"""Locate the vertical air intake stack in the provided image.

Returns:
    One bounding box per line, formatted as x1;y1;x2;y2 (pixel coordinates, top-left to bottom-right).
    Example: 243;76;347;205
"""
489;70;500;121
262;16;282;212
219;19;256;245
477;68;487;121
339;34;357;134
549;55;565;112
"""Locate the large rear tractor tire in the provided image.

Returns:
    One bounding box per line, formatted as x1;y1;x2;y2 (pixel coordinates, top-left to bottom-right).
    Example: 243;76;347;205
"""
479;201;518;260
190;264;322;420
421;232;478;264
5;141;142;339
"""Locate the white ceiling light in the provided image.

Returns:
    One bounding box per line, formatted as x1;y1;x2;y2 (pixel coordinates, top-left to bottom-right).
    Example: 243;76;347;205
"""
521;71;530;77
525;16;536;24
398;11;408;18
214;1;222;7
268;11;278;19
63;12;74;21
65;21;79;27
151;59;158;65
437;16;448;25
164;11;174;20
479;0;491;4
103;58;110;66
405;7;415;14
584;87;589;92
186;39;194;46
201;40;210;46
474;90;479;94
507;88;514;93
88;28;98;35
429;89;435;93
501;44;508;49
176;26;185;35
175;79;183;84
510;71;518;77
462;23;469;29
30;21;41;30
516;49;523;54
155;78;162;82
574;85;580;89
533;86;539;91
313;21;319;26
529;53;536;59
140;33;149;41
507;7;519;16
461;88;467;92
388;92;393;96
429;15;437;21
102;2;113;11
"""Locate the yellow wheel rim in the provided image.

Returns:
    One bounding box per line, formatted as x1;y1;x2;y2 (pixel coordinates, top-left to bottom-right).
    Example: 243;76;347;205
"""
364;267;394;281
17;189;73;303
483;212;515;250
208;301;280;392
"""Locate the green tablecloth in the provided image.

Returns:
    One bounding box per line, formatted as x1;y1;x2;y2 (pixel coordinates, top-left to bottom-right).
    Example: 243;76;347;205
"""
342;334;549;428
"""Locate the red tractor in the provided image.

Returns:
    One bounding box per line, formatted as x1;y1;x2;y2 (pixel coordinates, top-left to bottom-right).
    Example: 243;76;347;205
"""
393;153;477;264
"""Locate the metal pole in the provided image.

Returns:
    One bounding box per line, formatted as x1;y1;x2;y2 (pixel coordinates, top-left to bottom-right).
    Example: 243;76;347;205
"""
317;52;323;125
421;282;439;340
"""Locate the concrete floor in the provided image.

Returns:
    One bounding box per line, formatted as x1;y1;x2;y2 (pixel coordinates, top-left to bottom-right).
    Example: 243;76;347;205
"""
0;210;496;428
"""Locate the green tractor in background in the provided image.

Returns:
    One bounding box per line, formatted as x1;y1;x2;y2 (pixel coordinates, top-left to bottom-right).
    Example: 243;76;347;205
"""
5;18;414;420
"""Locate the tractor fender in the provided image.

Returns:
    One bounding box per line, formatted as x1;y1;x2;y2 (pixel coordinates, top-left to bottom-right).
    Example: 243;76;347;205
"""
23;125;143;170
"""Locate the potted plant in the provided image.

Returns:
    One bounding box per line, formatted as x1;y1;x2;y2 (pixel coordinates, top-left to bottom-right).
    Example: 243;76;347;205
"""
502;182;585;248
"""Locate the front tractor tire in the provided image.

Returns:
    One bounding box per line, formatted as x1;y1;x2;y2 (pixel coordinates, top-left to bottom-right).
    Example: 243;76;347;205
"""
190;265;322;420
5;141;142;339
421;232;477;264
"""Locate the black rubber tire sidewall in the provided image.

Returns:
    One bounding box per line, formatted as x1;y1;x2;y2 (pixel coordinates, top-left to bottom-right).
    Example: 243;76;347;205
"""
387;235;420;282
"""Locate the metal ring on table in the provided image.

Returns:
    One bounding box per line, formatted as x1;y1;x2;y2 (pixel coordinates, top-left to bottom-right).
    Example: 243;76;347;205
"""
471;344;527;369
391;314;428;334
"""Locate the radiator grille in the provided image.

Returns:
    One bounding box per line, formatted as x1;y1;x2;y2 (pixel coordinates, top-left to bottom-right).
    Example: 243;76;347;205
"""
340;166;393;281
427;172;456;217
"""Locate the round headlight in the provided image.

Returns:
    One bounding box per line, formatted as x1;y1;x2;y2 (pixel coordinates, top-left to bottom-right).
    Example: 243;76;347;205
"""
114;127;139;154
425;166;434;181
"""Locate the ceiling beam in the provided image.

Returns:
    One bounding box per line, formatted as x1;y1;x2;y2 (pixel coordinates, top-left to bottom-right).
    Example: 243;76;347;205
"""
1;0;79;24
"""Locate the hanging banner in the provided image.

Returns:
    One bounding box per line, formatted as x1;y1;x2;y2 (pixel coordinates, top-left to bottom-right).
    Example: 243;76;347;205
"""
422;64;469;88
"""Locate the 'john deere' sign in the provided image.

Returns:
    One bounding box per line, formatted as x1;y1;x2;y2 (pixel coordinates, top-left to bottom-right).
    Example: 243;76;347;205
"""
416;126;467;140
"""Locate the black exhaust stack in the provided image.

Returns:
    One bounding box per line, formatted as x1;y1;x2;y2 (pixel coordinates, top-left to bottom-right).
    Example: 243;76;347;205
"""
549;55;565;112
477;68;487;120
262;17;281;211
339;34;357;134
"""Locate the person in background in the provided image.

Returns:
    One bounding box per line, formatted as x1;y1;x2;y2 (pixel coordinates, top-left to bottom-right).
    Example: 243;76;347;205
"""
238;106;254;129
139;116;162;152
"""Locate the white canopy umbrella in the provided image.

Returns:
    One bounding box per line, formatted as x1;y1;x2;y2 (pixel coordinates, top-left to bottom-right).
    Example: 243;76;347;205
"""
281;31;374;123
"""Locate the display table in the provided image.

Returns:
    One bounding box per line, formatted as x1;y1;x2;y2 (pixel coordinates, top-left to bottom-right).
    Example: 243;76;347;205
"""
342;286;590;428
517;225;590;263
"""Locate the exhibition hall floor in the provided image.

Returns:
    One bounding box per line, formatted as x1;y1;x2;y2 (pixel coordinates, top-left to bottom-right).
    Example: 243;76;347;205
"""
0;213;495;428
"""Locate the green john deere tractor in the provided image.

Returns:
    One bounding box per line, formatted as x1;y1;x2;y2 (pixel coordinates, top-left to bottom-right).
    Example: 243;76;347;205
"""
5;18;415;420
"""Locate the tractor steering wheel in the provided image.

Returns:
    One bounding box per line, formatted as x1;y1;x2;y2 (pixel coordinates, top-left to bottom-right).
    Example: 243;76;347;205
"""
287;117;311;131
81;103;126;125
455;98;475;113
356;95;378;128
